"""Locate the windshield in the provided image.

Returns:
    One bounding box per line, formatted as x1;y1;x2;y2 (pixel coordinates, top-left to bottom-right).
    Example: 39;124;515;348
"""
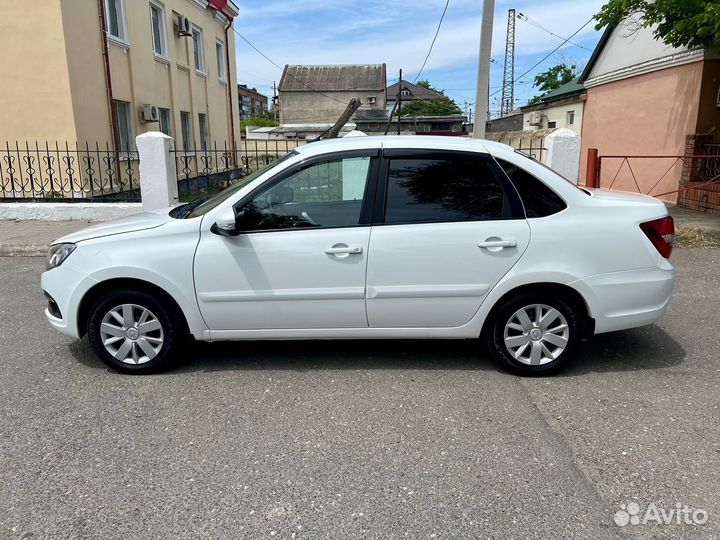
185;152;297;218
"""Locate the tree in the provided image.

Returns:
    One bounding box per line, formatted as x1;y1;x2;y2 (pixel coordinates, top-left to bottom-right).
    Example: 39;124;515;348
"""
398;80;462;116
239;110;278;132
594;0;720;49
527;63;577;104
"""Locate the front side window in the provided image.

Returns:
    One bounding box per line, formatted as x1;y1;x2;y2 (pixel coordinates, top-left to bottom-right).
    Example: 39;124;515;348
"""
384;157;507;224
105;0;127;42
113;100;133;154
237;156;372;231
496;159;567;218
150;2;168;58
216;40;227;82
180;111;193;152
198;113;209;151
192;26;205;72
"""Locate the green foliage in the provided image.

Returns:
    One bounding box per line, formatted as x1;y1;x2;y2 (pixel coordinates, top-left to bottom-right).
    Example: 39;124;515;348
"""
594;0;720;49
528;63;577;104
239;110;278;132
416;79;432;89
400;95;463;116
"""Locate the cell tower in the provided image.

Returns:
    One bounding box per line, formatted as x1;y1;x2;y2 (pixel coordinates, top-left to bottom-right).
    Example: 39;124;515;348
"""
500;9;516;117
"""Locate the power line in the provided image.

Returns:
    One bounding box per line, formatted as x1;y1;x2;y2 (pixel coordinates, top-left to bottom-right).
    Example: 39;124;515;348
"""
412;0;450;83
516;12;593;52
232;28;351;105
490;16;594;98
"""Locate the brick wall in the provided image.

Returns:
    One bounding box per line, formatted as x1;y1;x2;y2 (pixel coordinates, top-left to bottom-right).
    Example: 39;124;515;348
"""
678;134;720;214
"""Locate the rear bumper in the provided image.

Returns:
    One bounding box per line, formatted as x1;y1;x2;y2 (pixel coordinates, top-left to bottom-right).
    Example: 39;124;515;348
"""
571;257;675;334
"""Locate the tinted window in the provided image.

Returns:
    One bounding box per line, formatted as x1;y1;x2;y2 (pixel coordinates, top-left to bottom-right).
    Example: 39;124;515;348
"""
497;159;567;217
385;158;506;224
240;157;371;231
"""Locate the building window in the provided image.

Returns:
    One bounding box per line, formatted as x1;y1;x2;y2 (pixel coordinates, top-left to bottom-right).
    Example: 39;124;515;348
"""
105;0;128;43
400;88;410;96
367;96;377;104
113;100;134;155
180;111;193;152
159;107;172;137
547;121;557;128
367;122;380;130
149;1;168;59
430;122;449;131
216;40;226;83
567;110;575;125
198;113;209;151
191;25;205;73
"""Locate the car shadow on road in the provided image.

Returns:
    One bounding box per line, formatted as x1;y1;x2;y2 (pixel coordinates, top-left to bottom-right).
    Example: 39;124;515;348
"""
69;323;685;376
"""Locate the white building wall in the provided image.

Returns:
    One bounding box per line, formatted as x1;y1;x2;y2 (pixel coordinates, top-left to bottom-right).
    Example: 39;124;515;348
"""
522;100;584;136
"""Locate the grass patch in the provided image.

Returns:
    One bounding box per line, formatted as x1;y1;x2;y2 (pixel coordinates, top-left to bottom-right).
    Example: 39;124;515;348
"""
674;225;720;248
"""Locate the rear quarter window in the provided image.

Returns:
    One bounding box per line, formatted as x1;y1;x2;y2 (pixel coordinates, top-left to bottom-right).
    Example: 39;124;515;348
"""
496;159;567;218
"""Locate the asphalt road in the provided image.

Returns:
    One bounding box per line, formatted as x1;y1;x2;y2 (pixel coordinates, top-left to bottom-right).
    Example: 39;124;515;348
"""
1;250;718;540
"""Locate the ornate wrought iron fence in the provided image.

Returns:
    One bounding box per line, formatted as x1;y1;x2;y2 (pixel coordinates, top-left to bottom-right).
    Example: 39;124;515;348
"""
173;140;305;195
0;141;140;201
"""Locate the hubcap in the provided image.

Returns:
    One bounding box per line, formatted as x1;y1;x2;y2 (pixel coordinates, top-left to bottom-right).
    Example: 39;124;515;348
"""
100;304;164;365
503;304;570;366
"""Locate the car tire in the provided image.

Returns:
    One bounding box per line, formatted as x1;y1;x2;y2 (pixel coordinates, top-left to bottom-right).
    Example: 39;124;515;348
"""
87;288;186;374
486;292;580;376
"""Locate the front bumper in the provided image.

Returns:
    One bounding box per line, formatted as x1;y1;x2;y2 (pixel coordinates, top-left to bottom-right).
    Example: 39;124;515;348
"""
41;263;96;339
571;257;675;334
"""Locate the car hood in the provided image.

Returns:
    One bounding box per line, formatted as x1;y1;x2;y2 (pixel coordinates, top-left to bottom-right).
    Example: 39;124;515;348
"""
54;207;176;244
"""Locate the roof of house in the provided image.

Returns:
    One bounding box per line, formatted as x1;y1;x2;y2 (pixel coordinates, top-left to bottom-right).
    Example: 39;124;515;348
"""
278;64;386;92
535;78;586;103
386;80;442;101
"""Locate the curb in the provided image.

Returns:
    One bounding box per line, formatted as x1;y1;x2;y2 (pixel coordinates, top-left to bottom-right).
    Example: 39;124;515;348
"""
0;244;48;257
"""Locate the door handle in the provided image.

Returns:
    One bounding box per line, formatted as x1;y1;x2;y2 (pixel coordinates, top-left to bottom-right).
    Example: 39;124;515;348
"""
477;239;517;249
325;246;363;255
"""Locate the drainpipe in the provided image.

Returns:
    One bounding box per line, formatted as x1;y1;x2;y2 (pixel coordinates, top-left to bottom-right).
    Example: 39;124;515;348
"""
97;0;121;155
224;17;237;159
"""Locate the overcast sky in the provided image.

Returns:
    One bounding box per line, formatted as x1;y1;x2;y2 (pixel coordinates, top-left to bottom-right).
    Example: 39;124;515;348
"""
232;0;607;118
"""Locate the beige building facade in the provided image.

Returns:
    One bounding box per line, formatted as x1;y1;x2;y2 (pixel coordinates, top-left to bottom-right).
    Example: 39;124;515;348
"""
0;0;240;151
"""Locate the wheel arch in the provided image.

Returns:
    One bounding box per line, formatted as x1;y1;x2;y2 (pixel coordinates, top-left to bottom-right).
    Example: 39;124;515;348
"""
480;282;595;339
77;278;190;338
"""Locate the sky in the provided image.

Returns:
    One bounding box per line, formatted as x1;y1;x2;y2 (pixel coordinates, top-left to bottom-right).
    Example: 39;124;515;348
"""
231;0;608;119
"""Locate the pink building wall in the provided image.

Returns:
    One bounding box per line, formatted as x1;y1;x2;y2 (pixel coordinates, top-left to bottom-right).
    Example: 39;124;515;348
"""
580;61;706;203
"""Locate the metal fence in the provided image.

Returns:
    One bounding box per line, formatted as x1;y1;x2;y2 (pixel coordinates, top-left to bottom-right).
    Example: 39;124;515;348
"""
173;140;305;195
0;142;140;201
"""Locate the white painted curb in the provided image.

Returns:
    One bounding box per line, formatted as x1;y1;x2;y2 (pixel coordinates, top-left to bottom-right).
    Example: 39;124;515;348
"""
0;203;143;221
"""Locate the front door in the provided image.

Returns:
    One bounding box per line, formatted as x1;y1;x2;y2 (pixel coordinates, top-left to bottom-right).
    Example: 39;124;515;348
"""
366;150;531;328
194;152;377;331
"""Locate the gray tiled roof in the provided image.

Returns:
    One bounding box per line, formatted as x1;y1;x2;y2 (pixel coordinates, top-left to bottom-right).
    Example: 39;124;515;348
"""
279;64;386;92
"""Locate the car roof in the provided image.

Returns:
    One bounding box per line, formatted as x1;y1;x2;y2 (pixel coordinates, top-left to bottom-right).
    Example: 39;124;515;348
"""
294;135;513;157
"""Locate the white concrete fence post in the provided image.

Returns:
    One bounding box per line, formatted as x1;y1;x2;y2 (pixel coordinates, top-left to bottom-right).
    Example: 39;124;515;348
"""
136;131;179;211
542;128;582;184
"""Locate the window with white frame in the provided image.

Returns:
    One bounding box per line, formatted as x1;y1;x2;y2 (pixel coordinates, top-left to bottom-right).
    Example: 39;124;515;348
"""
198;113;209;151
191;26;205;73
567;110;575;125
181;111;193;152
149;1;168;58
159;107;172;137
105;0;128;43
113;100;134;155
216;40;227;82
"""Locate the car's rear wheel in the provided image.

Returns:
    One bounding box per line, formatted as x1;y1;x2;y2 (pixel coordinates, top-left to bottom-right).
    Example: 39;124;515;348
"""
487;292;580;376
87;289;185;374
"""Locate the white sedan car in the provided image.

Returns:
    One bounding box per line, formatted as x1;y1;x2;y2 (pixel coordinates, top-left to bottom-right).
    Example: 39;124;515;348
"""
41;136;675;375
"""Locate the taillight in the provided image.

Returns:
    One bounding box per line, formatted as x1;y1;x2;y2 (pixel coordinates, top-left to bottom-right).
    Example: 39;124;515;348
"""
640;216;674;258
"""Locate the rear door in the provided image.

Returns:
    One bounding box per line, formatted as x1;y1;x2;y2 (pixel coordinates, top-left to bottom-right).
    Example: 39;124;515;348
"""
365;149;531;328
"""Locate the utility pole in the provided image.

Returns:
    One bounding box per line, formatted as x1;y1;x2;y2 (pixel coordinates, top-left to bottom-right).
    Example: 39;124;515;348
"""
500;9;516;117
325;98;362;139
472;0;495;139
272;81;277;122
397;68;403;135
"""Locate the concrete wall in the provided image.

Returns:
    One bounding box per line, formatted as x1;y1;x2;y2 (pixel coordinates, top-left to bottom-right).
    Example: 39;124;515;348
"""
522;100;584;136
580;62;704;202
0;0;239;148
280;91;386;124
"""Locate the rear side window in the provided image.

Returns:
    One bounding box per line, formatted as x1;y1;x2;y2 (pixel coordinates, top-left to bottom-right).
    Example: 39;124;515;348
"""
497;159;567;217
384;158;506;224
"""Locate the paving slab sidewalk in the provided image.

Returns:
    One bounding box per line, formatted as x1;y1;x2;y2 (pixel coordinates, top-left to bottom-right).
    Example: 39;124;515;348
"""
0;205;718;257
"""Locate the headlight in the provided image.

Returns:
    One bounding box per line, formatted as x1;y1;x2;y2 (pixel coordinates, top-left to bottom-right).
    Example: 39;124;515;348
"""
47;243;76;270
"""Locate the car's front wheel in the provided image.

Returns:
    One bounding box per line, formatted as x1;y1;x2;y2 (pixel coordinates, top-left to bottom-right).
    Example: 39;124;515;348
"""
87;289;185;374
487;292;580;376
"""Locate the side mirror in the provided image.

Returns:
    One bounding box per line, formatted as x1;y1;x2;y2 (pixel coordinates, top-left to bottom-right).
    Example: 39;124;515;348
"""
211;207;239;236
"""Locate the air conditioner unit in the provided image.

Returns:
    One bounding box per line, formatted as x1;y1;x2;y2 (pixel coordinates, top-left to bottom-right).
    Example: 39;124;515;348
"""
528;111;544;127
141;105;159;123
176;15;192;37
